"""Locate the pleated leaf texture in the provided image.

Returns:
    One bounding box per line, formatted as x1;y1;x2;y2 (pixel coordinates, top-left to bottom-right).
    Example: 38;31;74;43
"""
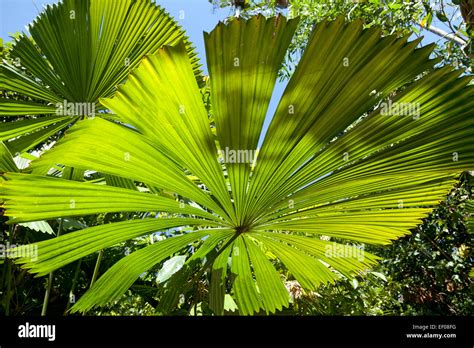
2;15;474;315
0;0;201;159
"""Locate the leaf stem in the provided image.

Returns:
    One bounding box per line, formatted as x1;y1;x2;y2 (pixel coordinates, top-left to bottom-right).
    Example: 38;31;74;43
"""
90;250;104;289
186;231;242;292
64;258;82;314
41;218;63;316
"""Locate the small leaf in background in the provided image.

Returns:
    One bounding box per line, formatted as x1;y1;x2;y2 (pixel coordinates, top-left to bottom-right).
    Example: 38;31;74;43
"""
61;218;87;230
420;12;433;28
224;294;238;312
18;221;54;234
156;255;187;284
351;278;359;289
422;1;432;12
388;3;401;10
435;11;448;22
370;272;388;282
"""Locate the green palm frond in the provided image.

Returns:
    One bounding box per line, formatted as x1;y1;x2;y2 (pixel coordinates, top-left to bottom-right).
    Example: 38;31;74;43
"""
2;15;473;315
0;0;202;155
0;141;18;172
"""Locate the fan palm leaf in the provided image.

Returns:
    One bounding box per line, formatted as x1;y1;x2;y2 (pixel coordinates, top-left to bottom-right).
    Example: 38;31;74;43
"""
0;0;202;155
2;15;473;315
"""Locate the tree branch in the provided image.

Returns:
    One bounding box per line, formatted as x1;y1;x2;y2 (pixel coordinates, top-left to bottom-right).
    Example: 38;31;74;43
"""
419;23;467;46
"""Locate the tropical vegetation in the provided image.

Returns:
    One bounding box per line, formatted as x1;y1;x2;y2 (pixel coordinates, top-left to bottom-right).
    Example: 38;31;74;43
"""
0;0;472;316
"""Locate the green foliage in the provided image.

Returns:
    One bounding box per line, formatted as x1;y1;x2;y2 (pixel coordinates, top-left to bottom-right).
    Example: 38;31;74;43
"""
378;173;473;315
210;0;472;78
1;1;473;316
0;0;202;157
279;173;473;316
